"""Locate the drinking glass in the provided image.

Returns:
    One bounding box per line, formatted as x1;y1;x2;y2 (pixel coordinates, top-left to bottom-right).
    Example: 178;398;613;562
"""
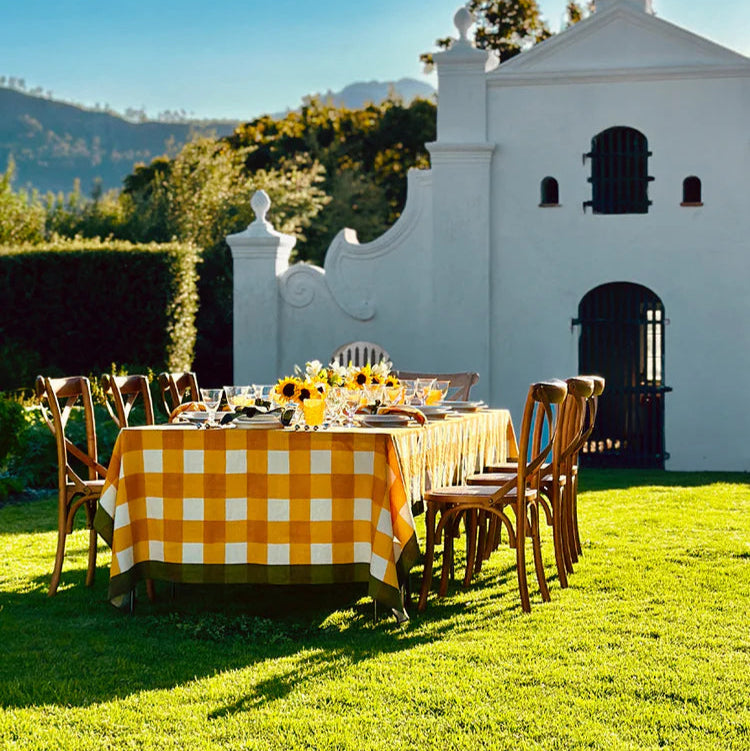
302;398;326;427
342;389;363;427
415;378;436;406
200;388;223;427
326;387;346;425
429;380;450;405
400;379;416;405
224;385;250;410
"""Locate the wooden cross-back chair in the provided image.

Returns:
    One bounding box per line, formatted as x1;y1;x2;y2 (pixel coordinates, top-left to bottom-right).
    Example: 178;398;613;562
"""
331;341;390;368
566;375;605;562
35;375;108;596
101;374;155;429
395;371;480;401
156;371;199;418
418;379;567;614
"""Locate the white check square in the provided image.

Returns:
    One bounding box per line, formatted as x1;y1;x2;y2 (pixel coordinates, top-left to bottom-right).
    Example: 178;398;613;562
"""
182;542;203;564
225;542;247;564
267;498;290;522
142;449;163;474
353;542;371;563
310;543;333;564
354;451;374;475
183;450;204;474
310;450;331;474
148;540;165;562
183;497;204;521
225;497;248;522
309;497;332;521
353;498;372;522
225;450;247;474
370;553;388;581
267;450;289;474
146;496;164;520
267;543;290;565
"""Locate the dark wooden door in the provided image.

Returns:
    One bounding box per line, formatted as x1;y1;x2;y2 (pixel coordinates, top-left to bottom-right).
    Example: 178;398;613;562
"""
575;282;671;468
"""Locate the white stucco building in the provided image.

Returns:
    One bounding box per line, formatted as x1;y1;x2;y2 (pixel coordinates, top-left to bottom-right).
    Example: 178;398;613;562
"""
230;0;750;471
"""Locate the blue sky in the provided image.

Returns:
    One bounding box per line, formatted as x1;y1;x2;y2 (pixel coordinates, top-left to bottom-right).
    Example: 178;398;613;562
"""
1;1;748;121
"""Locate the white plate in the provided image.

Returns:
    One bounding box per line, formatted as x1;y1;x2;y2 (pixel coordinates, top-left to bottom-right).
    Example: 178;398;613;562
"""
181;411;209;423
442;401;482;412
234;417;282;430
361;414;411;428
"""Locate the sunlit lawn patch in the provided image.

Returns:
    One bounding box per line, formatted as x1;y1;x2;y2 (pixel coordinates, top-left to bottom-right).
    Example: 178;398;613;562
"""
0;470;748;750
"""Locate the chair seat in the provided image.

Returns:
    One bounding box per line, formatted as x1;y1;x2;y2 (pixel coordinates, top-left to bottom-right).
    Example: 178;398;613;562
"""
424;485;503;504
485;461;551;473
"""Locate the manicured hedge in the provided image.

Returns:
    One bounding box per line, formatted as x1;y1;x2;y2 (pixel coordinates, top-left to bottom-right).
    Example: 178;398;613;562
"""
0;239;199;390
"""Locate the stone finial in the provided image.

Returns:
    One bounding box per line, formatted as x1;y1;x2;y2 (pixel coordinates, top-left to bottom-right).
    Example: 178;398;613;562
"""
454;6;474;43
250;189;271;228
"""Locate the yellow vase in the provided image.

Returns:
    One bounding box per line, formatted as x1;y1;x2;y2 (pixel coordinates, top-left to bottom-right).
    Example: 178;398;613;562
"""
302;398;326;426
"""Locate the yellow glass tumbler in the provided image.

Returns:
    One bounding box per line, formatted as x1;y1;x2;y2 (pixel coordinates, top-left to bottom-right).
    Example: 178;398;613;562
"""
302;398;326;427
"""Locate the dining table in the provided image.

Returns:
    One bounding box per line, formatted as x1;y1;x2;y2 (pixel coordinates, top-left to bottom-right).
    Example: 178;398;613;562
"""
93;409;516;616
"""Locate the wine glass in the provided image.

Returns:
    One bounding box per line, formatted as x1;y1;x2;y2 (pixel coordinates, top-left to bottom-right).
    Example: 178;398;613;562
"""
431;380;450;404
200;388;223;427
342;389;362;427
400;379;416;405
415;378;436;406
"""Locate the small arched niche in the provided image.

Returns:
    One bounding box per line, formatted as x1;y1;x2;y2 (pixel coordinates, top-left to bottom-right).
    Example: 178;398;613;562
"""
539;176;560;207
681;176;702;206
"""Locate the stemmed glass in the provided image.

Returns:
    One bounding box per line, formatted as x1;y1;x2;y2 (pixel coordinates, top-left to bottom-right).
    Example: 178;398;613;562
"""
415;378;436;406
200;388;224;428
342;389;363;427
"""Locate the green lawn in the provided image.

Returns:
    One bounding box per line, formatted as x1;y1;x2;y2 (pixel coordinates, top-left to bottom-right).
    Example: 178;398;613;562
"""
1;471;749;750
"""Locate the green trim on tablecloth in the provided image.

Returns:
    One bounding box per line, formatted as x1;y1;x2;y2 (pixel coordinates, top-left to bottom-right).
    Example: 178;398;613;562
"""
94;505;114;547
107;559;411;612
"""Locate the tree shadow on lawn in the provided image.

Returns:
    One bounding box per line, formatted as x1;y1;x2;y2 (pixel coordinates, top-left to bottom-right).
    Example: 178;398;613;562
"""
0;551;522;711
579;468;750;492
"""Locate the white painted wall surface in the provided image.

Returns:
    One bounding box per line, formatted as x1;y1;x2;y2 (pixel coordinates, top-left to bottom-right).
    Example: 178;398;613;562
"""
230;0;750;470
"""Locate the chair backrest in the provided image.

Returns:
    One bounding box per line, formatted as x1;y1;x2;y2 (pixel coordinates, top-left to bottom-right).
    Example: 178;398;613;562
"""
570;375;606;458
101;374;156;429
552;377;596;475
331;341;390;368
35;375;108;492
517;380;568;490
156;371;199;417
395;371;480;401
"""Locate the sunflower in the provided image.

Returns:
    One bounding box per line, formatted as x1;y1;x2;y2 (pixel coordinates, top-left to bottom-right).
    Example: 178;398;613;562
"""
384;375;400;387
297;381;317;402
274;376;301;403
350;365;372;388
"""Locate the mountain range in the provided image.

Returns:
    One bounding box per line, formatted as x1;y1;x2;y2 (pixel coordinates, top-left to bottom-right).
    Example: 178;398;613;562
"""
0;78;435;196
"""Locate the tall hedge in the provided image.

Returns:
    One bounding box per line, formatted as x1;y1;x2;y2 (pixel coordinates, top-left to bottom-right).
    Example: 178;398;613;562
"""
0;239;199;391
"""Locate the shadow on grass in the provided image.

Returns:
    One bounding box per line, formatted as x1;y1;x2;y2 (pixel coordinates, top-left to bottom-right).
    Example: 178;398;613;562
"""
578;468;750;492
0;506;525;711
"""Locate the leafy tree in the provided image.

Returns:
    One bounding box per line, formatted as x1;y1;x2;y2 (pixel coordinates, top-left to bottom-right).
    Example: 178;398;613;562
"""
0;157;45;244
565;1;595;26
421;0;552;68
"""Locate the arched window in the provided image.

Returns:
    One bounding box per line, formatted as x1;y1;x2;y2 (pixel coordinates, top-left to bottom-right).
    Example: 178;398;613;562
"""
584;127;653;214
681;176;702;205
540;177;559;206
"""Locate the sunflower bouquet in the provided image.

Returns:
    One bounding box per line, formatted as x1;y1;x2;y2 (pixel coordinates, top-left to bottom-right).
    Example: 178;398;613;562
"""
272;359;400;406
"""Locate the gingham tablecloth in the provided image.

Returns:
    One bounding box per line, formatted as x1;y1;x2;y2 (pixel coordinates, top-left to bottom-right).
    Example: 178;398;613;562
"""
94;410;513;612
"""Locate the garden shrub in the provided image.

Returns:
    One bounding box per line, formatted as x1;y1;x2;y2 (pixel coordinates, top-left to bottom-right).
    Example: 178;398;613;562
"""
0;239;199;391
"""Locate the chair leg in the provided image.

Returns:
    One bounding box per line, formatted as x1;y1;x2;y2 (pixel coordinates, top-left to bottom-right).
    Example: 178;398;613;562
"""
418;505;437;612
530;505;550;603
515;510;531;614
550;486;569;589
48;526;67;597
146;579;156;602
85;526;97;587
438;518;455;599
571;476;582;559
475;511;487;573
463;511;478;587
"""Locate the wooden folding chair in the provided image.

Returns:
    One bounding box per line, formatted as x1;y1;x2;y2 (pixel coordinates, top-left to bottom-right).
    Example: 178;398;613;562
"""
156;371;199;417
418;380;567;613
35;375;108;596
101;374;155;429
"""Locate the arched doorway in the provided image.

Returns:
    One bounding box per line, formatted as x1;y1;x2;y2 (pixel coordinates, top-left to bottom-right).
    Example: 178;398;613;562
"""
574;282;671;468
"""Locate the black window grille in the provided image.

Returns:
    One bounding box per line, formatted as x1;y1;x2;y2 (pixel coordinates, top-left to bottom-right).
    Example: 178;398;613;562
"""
584;127;653;214
540;177;559;206
682;176;702;205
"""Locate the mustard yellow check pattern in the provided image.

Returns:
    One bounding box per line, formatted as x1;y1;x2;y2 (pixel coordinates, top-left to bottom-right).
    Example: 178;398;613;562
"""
95;427;419;611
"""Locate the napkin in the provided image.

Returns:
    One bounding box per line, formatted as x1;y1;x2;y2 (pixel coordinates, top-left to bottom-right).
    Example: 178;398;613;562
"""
376;405;427;425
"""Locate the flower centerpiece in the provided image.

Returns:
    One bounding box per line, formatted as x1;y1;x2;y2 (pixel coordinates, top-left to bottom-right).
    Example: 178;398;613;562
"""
272;358;400;406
